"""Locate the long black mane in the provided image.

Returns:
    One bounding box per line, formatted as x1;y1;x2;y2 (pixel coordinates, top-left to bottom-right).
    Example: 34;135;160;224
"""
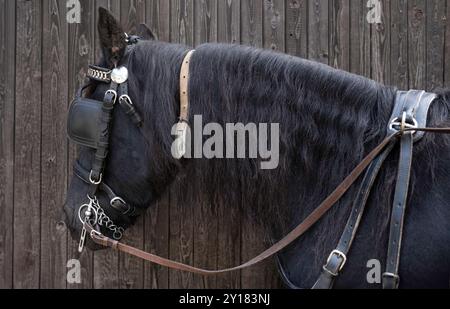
92;40;450;286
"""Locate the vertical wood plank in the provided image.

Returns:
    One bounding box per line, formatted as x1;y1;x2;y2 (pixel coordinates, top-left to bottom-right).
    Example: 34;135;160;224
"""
92;0;120;289
286;0;308;58
169;0;194;288
0;0;15;289
121;0;146;35
40;0;68;289
240;0;281;290
194;0;217;46
446;0;450;88
171;0;194;46
67;0;95;289
241;0;263;47
216;0;242;290
308;0;329;64
143;0;170;290
192;0;219;289
408;0;426;89
426;0;446;90
391;0;409;89
371;0;391;83
263;0;285;51
118;0;146;290
217;0;240;44
146;0;171;42
330;0;350;70
349;0;371;76
14;0;42;289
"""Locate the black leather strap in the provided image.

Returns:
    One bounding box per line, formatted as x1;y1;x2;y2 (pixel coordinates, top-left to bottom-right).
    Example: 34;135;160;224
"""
73;161;141;217
383;133;414;289
313;141;396;289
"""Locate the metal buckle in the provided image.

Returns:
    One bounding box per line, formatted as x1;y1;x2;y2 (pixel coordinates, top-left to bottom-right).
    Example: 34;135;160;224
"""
326;250;347;273
89;170;103;185
389;112;418;135
382;272;400;288
110;197;131;215
105;89;118;104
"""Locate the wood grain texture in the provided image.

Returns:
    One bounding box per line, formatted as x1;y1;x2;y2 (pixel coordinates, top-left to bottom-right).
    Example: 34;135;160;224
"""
92;0;120;289
426;0;446;90
40;0;69;289
330;0;350;70
118;0;146;290
408;0;427;89
349;0;371;76
14;0;42;289
5;0;450;289
169;0;195;289
67;0;95;289
391;0;409;88
0;0;15;289
286;0;308;58
192;0;219;290
217;0;240;44
146;0;171;42
308;0;329;64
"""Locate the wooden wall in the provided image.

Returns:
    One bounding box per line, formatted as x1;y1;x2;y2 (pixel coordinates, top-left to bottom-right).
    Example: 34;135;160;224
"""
0;0;448;289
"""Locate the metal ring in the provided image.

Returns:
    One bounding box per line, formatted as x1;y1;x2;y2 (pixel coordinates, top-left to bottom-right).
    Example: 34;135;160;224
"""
105;89;118;104
89;170;103;185
78;204;99;225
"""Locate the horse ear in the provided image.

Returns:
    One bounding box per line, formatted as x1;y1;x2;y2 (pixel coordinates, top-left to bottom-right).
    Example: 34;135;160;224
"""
98;7;127;67
137;24;157;41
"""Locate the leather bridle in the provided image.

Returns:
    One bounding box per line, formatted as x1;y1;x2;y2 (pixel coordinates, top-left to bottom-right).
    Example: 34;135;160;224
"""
69;36;450;289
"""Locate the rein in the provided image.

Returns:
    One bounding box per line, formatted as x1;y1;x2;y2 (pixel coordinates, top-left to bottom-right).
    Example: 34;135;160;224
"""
82;126;450;276
69;38;450;288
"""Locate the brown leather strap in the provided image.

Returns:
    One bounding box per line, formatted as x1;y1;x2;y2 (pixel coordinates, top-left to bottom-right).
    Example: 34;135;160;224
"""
85;131;404;275
85;126;450;275
179;50;195;122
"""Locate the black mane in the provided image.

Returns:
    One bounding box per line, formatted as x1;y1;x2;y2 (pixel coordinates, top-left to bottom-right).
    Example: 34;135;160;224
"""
126;42;450;272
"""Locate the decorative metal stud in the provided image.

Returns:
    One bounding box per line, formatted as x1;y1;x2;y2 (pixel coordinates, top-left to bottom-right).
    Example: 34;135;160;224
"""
111;66;129;84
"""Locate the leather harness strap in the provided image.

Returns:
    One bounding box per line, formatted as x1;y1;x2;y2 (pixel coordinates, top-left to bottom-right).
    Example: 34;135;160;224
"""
179;50;195;122
85;128;441;276
312;142;396;289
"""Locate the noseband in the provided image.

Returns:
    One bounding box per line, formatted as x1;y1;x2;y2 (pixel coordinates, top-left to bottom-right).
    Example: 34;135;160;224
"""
67;36;450;289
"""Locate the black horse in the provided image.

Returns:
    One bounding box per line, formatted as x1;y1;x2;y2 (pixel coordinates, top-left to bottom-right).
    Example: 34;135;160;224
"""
64;8;450;289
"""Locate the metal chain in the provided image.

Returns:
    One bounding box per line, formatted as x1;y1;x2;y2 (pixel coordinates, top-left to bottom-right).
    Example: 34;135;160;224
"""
78;196;124;240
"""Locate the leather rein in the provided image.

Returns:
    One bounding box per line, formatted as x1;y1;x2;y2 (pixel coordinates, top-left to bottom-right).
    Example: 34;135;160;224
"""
75;45;450;288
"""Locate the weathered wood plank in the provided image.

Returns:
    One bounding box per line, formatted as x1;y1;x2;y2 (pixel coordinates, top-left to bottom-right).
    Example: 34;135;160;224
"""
391;0;409;88
408;0;427;89
145;0;171;42
92;0;120;290
308;0;329;64
240;0;281;290
171;0;194;46
118;0;146;290
330;0;350;70
216;0;242;290
169;0;195;289
0;0;15;289
144;192;170;289
194;0;217;46
67;0;96;289
217;0;240;44
349;0;371;77
446;0;450;88
371;0;391;83
192;0;219;290
264;0;285;51
241;0;263;47
286;0;308;58
14;0;42;289
40;0;69;289
426;0;446;90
